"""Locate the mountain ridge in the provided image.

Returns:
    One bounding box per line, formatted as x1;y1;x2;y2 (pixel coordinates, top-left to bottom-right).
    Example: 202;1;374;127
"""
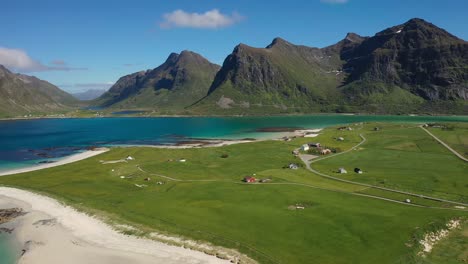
0;65;78;117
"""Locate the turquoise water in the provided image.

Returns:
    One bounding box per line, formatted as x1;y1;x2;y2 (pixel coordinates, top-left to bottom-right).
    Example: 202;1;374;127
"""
0;234;16;264
0;115;467;171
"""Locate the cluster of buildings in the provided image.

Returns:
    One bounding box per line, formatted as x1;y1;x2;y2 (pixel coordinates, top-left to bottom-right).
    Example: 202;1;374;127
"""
300;142;332;155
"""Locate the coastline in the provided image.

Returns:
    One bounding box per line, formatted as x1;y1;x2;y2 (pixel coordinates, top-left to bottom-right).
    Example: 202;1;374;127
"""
0;187;234;264
0;148;109;177
0;129;321;177
1;112;466;122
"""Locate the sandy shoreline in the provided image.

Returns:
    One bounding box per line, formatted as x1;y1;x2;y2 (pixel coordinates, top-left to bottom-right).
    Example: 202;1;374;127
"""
0;148;110;177
0;128;323;263
0;128;322;177
0;187;233;264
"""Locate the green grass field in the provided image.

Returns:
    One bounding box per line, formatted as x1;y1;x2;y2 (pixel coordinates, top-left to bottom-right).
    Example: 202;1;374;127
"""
0;122;467;263
427;123;468;159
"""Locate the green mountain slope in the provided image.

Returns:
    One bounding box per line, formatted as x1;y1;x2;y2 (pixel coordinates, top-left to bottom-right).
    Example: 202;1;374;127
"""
95;51;220;112
190;18;467;115
192;37;355;114
339;18;468;113
0;65;78;118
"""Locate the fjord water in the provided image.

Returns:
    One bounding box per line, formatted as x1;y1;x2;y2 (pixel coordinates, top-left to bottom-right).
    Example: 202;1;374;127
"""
0;115;467;171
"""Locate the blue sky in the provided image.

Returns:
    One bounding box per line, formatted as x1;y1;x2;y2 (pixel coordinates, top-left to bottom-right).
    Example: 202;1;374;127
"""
1;0;467;92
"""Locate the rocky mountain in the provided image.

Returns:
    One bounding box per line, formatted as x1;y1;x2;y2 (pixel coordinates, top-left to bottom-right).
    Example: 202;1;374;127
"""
338;18;468;112
193;37;346;114
72;89;107;101
0;65;78;117
191;18;467;114
95;51;220;111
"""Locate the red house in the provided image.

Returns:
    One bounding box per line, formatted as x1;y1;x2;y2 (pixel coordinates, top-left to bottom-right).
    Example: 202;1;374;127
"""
243;176;256;183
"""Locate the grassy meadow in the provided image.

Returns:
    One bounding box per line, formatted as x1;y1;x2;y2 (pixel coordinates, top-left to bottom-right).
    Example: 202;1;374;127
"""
0;122;467;263
427;123;468;159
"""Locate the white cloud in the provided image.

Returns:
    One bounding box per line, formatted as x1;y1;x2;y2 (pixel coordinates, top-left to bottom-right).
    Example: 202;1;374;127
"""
320;0;349;4
160;9;244;29
0;47;87;72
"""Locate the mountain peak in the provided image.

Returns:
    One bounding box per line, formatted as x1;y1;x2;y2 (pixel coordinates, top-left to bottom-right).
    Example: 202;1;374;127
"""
165;52;180;64
405;18;429;25
344;33;365;43
266;37;292;48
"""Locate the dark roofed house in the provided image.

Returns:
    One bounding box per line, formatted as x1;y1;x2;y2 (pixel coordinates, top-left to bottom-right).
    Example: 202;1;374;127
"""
309;143;321;147
354;168;363;174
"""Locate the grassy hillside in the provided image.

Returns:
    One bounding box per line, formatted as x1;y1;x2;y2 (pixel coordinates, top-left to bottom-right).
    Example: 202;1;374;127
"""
427;123;468;159
0;122;467;263
0;66;78;118
94;51;219;113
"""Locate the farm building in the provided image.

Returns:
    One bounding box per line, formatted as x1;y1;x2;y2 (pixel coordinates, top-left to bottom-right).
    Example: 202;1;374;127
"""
337;137;344;141
405;199;411;203
289;163;299;170
301;144;310;151
354;168;363;174
244;176;257;183
338;168;347;174
126;156;134;161
309;143;321;147
179;158;187;162
292;150;300;156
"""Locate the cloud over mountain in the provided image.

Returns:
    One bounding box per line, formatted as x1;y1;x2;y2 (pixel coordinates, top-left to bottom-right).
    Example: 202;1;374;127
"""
160;9;244;29
0;47;87;72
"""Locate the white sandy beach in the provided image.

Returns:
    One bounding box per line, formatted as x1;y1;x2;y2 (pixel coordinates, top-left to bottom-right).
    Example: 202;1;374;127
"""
0;187;231;264
0;148;109;177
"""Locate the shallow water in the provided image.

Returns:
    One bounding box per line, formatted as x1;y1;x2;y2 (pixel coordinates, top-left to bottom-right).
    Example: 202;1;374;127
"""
0;115;466;171
0;234;16;264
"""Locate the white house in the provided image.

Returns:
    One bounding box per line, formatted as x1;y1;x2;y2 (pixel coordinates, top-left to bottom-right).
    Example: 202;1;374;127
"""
289;163;299;170
338;168;347;174
301;144;310;151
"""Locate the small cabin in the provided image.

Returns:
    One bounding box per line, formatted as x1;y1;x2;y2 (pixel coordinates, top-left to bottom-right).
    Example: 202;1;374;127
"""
179;158;187;162
292;150;300;156
338;168;347;174
337;137;344;141
126;156;134;161
309;143;321;148
289;163;299;170
405;199;411;203
354;168;363;174
301;144;310;151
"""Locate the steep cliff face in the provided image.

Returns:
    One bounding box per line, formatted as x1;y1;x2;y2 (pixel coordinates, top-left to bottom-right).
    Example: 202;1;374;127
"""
0;65;78;117
191;18;467;114
95;51;220;110
202;38;344;112
342;18;468;100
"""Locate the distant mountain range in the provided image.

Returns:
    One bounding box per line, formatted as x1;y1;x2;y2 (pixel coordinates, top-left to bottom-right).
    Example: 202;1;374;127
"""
72;89;107;101
1;18;467;117
0;65;78;117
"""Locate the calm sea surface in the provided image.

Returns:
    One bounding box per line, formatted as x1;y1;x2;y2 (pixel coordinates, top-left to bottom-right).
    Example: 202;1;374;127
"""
0;115;467;171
